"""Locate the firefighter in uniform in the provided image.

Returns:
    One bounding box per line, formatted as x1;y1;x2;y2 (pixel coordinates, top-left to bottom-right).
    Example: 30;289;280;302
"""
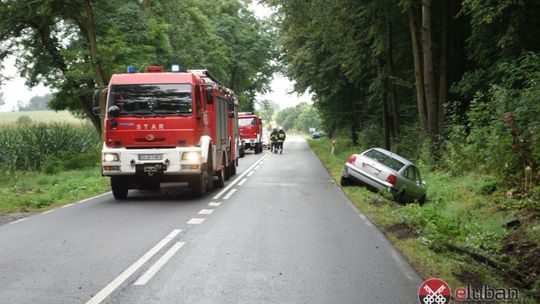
270;128;278;152
276;127;286;153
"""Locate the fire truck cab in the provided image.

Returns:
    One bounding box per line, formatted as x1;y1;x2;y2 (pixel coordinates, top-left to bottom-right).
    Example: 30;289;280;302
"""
96;66;238;199
238;112;263;156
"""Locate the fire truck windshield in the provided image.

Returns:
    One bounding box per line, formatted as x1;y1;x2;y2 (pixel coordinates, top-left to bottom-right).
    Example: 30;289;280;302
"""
239;118;256;126
109;84;193;116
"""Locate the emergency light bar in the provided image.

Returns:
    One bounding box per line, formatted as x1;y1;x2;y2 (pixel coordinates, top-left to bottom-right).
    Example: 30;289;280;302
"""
127;65;136;73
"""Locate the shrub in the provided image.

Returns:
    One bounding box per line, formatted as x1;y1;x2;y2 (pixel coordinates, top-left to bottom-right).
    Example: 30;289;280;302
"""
0;123;100;171
17;115;33;125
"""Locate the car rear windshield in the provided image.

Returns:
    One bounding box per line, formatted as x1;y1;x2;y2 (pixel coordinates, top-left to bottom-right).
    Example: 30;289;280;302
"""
109;84;192;116
363;149;405;171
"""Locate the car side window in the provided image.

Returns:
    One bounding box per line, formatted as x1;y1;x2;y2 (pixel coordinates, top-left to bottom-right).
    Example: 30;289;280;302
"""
414;167;422;183
404;166;417;181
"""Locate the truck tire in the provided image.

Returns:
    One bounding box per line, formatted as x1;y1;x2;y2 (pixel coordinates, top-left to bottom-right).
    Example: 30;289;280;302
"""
190;173;207;197
254;145;260;154
224;153;231;181
239;147;245;158
111;177;128;200
231;160;237;175
214;169;225;188
205;147;214;191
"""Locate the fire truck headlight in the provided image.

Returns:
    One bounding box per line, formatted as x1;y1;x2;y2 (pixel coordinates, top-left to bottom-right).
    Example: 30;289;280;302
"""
182;151;200;162
103;153;120;162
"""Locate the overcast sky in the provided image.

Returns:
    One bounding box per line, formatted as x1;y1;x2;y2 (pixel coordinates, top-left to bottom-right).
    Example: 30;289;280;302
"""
0;2;310;112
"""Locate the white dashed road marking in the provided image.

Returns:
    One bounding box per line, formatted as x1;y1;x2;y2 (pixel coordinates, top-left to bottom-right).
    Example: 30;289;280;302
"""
238;178;248;186
85;229;181;304
223;189;237;200
254;165;260;170
212;154;267;200
198;209;214;215
208;202;221;207
134;242;186;286
247;171;254;177
187;218;205;225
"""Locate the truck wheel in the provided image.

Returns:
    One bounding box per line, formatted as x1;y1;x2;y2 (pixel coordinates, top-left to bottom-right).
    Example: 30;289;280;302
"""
214;169;225;188
418;195;426;205
224;165;231;181
231;161;237;175
239;147;245;158
111;177;128;200
259;143;263;153
190;173;207;197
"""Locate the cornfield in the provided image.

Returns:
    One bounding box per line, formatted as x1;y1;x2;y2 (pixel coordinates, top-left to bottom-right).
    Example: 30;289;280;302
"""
0;123;101;171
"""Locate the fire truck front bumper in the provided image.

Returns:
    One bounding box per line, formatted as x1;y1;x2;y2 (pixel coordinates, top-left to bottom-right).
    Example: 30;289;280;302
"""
101;147;204;176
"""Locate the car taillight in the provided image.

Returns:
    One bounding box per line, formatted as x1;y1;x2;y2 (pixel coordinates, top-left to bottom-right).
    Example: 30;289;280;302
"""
347;155;357;164
386;174;397;185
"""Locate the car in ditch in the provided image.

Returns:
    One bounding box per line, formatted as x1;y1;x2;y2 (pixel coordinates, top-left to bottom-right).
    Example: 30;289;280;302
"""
340;148;426;204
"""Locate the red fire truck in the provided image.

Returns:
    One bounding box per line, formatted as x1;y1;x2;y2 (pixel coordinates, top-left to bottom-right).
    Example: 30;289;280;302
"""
94;65;239;199
238;112;263;156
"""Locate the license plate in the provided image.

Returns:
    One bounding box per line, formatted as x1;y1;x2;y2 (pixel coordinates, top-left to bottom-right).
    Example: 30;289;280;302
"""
138;154;162;161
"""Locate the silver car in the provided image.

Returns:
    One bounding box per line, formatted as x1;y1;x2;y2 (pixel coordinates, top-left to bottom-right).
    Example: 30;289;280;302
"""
340;148;426;204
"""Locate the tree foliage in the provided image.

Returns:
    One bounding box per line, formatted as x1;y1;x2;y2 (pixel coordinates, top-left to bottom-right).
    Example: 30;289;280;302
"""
0;0;277;131
267;0;540;188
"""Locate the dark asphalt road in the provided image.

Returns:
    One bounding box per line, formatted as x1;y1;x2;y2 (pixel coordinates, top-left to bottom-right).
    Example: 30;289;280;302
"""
0;136;421;304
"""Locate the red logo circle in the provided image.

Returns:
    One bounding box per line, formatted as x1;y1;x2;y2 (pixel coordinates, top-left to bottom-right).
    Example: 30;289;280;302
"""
418;278;451;304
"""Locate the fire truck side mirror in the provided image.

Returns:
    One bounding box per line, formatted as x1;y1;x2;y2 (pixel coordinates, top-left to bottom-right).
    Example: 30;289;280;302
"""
93;89;100;108
108;105;120;117
205;87;213;104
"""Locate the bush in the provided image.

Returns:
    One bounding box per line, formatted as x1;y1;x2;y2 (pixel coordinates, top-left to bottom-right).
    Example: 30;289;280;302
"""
0;123;100;171
17;115;33;125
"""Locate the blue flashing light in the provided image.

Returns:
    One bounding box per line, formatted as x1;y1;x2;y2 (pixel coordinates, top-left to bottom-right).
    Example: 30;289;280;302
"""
127;65;136;73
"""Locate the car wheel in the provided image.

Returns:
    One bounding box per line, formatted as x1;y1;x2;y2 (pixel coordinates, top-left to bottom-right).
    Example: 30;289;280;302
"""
394;189;406;204
340;176;351;186
418;195;426;205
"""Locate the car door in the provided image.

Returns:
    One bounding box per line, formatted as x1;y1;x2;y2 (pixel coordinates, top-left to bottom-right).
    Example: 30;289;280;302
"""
412;166;425;197
401;166;419;198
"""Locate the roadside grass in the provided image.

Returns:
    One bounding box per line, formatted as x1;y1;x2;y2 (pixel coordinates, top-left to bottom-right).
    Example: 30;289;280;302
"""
0;166;109;213
0;110;87;125
309;137;539;303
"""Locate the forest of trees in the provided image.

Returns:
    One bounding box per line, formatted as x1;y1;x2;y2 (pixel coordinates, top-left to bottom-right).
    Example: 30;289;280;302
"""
266;0;540;190
0;0;278;133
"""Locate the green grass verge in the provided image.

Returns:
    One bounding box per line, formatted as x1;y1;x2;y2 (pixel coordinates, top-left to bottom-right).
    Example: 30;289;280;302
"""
0;110;87;125
309;137;539;303
0;166;109;213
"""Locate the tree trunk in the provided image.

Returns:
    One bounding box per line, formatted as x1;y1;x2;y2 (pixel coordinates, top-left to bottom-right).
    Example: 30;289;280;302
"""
378;59;391;150
69;0;107;133
421;0;438;137
350;84;358;146
438;0;449;133
408;6;427;133
387;14;399;138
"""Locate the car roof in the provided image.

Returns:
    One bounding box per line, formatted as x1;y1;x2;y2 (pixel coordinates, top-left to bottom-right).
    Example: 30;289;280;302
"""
362;148;414;166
